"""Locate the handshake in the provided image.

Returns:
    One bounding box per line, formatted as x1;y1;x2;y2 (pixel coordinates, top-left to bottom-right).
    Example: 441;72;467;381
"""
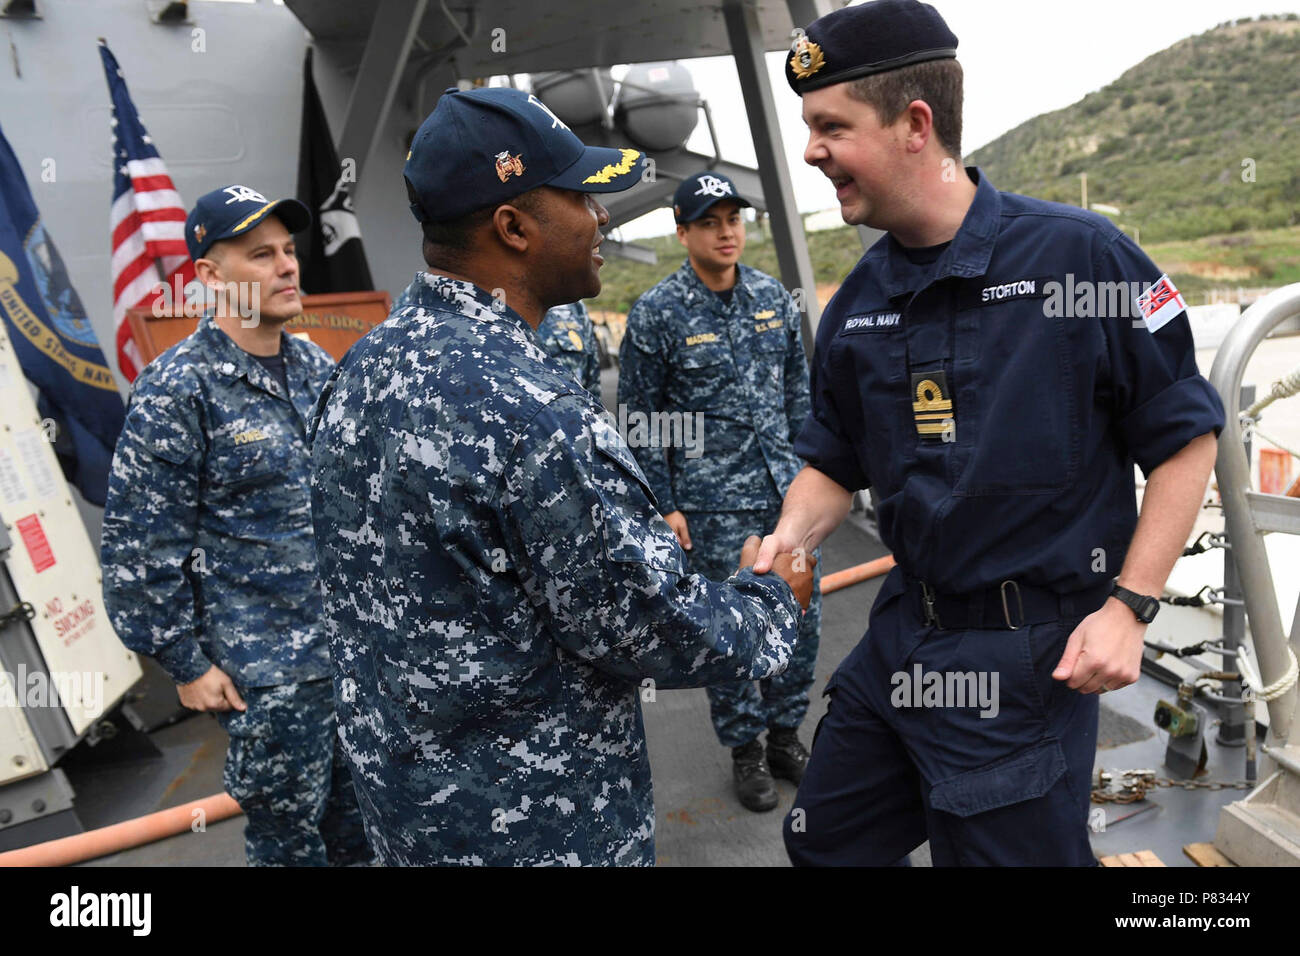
739;534;816;611
662;511;815;611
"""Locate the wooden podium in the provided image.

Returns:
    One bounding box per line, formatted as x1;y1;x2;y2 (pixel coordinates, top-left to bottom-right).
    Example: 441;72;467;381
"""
126;290;393;366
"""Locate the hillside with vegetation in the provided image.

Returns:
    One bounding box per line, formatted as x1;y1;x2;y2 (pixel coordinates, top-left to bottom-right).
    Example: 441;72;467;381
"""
968;15;1300;242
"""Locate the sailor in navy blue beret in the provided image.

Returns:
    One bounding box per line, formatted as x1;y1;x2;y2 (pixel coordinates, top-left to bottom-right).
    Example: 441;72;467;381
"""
784;0;958;95
764;0;1224;867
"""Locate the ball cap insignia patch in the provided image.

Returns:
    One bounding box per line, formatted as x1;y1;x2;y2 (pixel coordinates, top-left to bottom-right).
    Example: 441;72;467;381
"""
495;151;525;183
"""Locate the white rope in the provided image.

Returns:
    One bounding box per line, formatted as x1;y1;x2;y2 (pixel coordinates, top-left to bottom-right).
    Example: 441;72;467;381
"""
1244;365;1300;419
1236;643;1300;702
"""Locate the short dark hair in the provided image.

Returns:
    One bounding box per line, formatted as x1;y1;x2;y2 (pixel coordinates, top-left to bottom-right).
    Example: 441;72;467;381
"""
409;183;549;272
846;58;964;158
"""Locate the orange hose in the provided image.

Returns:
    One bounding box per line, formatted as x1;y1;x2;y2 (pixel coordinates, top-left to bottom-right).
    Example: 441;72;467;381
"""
821;554;896;595
0;792;242;867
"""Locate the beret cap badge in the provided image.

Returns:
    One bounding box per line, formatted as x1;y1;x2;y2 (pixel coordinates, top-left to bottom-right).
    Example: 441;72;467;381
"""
789;29;825;80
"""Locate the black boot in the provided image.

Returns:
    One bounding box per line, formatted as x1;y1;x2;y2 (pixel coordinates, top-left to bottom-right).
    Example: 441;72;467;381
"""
766;727;810;785
731;739;779;812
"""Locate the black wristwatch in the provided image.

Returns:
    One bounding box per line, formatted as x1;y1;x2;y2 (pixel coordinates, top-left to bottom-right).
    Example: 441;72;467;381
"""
1110;583;1160;624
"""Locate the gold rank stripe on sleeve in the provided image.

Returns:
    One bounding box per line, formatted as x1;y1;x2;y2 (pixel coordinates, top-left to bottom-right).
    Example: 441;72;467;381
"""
911;372;955;438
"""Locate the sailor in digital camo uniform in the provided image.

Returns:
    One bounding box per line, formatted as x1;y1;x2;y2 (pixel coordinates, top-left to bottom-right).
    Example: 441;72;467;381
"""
308;87;815;866
618;171;821;813
102;185;373;866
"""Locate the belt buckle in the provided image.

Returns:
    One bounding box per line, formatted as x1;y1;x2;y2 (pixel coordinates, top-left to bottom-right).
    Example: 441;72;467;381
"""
920;581;942;630
1000;580;1025;630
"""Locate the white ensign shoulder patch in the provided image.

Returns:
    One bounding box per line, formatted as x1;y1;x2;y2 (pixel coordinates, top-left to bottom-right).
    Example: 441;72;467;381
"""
1135;273;1187;334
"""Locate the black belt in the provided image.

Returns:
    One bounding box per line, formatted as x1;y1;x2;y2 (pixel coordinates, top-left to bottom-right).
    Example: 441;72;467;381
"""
904;576;1112;631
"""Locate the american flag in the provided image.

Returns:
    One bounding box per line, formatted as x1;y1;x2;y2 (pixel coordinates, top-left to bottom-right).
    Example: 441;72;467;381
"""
98;39;193;382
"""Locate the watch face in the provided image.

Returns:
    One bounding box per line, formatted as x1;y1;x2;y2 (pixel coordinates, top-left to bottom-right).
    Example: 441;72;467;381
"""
1139;596;1159;622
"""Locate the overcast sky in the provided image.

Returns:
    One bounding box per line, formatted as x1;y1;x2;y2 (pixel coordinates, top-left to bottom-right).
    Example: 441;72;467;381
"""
615;0;1297;239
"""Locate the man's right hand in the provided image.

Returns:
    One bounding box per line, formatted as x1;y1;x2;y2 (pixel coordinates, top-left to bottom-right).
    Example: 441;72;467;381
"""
177;665;247;713
739;535;816;611
665;510;692;551
753;525;805;574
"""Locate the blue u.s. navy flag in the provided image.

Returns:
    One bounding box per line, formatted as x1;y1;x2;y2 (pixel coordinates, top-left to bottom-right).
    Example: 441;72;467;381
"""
0;122;125;506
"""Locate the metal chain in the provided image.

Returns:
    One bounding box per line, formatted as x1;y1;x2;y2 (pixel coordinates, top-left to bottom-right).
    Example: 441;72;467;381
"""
1091;768;1253;804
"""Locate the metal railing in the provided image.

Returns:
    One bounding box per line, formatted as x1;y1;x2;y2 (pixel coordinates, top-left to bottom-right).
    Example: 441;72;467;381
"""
1208;282;1300;742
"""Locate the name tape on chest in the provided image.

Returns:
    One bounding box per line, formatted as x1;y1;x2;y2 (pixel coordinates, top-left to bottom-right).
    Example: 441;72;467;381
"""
912;371;955;442
685;332;720;347
841;311;901;334
960;275;1052;310
232;427;270;446
754;319;783;333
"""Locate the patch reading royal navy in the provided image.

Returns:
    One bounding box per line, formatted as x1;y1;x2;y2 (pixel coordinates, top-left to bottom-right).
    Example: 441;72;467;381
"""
840;311;902;334
911;370;955;441
960;276;1052;310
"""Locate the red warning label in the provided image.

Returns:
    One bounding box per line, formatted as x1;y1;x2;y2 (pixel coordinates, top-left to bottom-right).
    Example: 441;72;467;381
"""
16;514;55;573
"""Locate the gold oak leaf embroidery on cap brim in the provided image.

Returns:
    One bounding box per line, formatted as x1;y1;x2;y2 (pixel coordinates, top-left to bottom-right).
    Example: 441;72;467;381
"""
233;203;274;233
582;148;639;185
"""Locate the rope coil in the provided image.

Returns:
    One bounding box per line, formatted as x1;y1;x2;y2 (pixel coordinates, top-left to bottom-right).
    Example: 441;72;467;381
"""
1244;364;1300;419
1236;643;1299;702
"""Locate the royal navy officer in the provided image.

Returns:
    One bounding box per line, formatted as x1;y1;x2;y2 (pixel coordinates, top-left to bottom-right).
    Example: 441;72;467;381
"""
759;0;1224;865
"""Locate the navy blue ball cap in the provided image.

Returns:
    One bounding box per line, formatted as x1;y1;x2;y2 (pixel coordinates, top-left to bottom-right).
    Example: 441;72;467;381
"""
184;184;311;261
404;86;646;223
785;0;958;95
672;171;752;224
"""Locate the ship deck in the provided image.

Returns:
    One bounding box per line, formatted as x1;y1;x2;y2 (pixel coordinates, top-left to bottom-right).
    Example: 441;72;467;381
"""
43;336;1300;866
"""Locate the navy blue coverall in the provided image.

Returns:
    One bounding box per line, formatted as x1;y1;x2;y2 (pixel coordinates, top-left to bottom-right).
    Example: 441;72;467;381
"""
783;168;1224;866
